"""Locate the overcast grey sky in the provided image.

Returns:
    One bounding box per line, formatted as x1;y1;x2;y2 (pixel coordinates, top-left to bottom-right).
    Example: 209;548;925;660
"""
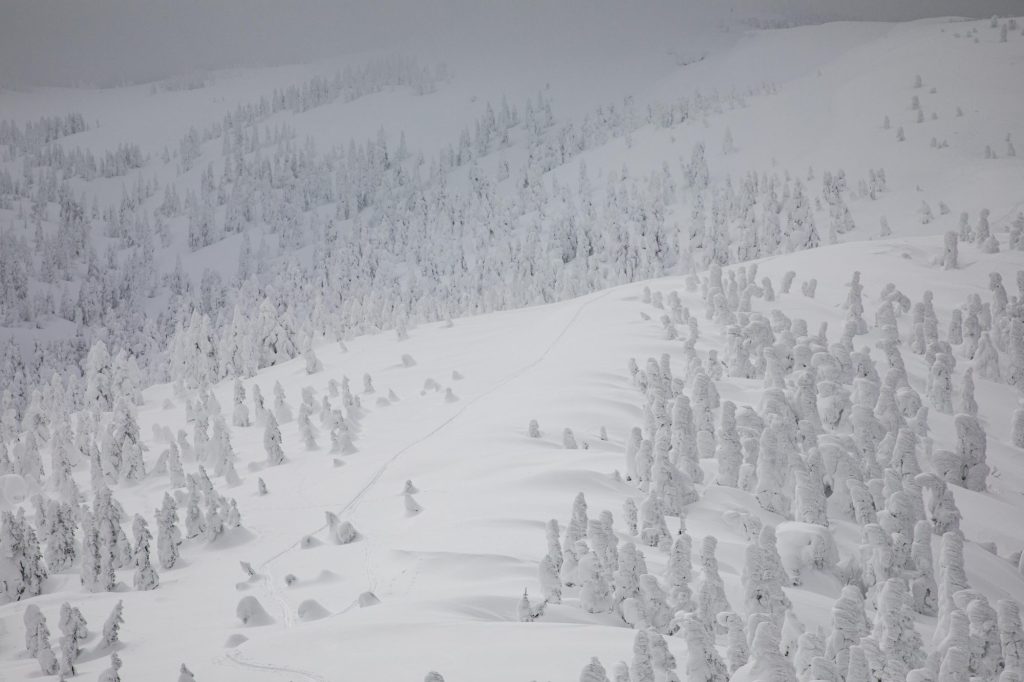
1;0;1020;87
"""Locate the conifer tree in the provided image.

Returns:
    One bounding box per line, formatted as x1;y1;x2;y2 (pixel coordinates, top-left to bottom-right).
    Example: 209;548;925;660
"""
745;620;797;681
630;629;656;682
0;511;47;600
909;520;937;616
696;536;730;634
101;600;124;648
666;532;694;612
953;414;989;491
273;381;293;423
579;545;613;615
85;340;114;412
264;412;285;465
298;402;318;450
681;612;729;681
25;604;47;656
233;379;250;427
132;514;159;590
999;599;1024;675
35;617;60;674
98;652;123;682
580;657;610;682
156;493;182;569
715;401;742;487
58;602;88;667
251;383;267;425
45;501;78;572
942;232;959;269
304;347;323;374
717;611;749;674
826;585;869;673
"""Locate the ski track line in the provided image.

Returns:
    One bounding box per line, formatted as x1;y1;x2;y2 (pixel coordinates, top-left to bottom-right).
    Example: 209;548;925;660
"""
219;648;331;682
222;289;611;682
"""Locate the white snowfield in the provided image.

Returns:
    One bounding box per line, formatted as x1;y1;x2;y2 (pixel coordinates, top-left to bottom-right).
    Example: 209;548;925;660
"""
1;13;1024;682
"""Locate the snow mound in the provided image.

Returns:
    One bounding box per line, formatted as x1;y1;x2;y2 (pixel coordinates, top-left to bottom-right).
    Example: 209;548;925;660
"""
235;597;274;627
297;599;331;621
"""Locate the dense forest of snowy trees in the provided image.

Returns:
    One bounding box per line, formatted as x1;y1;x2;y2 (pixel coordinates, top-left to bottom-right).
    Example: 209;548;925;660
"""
562;257;1024;681
0;54;869;429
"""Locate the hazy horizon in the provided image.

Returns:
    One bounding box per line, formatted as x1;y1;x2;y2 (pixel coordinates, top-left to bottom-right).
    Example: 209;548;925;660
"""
1;0;1021;88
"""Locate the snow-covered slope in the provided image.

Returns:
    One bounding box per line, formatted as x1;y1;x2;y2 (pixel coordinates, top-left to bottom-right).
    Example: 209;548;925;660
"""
1;13;1024;682
3;227;1024;680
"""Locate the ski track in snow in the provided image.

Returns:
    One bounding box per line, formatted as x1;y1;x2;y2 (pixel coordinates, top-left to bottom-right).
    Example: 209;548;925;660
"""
219;648;331;682
224;289;612;679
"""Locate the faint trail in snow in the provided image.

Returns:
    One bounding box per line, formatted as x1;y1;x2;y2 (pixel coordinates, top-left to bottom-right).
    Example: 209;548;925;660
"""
219;648;330;682
261;564;296;628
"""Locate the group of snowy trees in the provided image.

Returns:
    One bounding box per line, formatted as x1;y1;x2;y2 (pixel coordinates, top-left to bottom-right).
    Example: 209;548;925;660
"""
23;599;126;677
10;351;372;678
0;332;276;679
0;339;245;600
543;258;1024;680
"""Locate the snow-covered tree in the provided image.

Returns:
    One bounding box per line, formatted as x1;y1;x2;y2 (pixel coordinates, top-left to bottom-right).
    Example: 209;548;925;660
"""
928;354;954;414
579;543;613;615
25;604;47;656
132;514;159;590
156;493;182;569
952;414;989;491
273;381;293;423
717;611;748;674
742;526;792;629
58;602;88;667
580;657;610;682
517;588;541;622
681;612;729;681
743;620;797;682
826;585;868;673
666;532;694;612
85;340;114;412
35;617;60;674
101;600;124;648
232;379;250;427
98;652;123;682
0;510;47;600
298;402;318;450
44;501;77;572
755;417;791;516
630;629;656;682
942;232;959;269
696;536;730;634
264;412;285;465
304;347;323;374
999;599;1024;675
